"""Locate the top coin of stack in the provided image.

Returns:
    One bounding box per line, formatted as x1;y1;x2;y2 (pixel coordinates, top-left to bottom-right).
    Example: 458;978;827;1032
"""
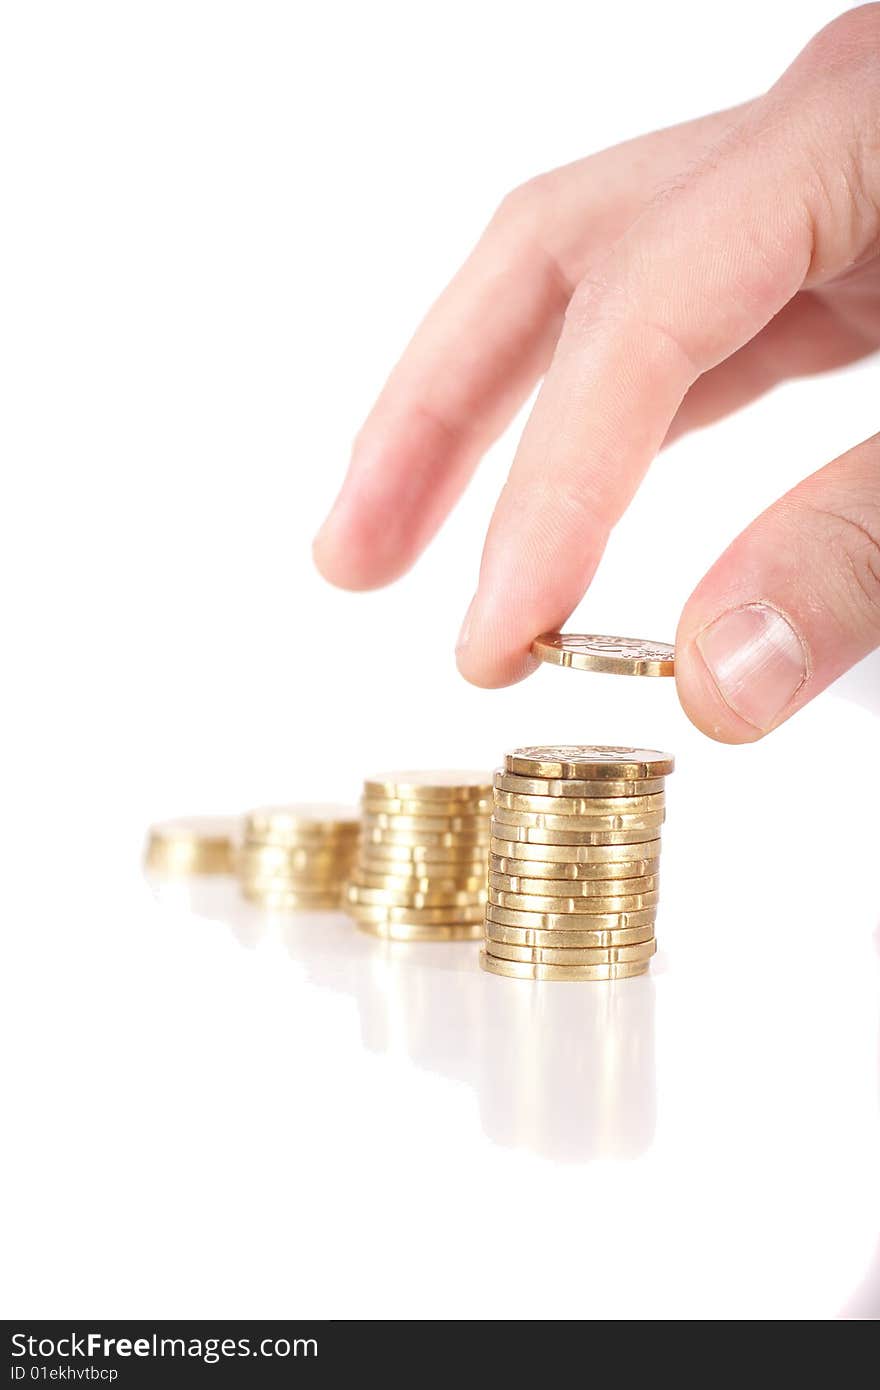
238;804;360;911
344;771;492;941
481;746;674;982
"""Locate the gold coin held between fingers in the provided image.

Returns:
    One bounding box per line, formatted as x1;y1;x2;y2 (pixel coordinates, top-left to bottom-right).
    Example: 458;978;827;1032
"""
493;772;666;798
145;816;240;876
485;938;657;965
489;835;662;863
493;789;666;816
490;853;659;881
488;870;658;897
488;887;659;914
505;746;675;780
479;951;651;981
485;920;655;948
486;903;657;931
531;633;675;677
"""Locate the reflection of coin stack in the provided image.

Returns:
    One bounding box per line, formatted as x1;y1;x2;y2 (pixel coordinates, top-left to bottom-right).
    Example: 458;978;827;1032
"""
344;772;492;941
481;746;674;981
238;805;360;911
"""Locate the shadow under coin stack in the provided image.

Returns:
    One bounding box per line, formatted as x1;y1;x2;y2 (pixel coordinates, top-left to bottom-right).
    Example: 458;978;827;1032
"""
238;804;360;910
481;746;674;981
344;772;492;941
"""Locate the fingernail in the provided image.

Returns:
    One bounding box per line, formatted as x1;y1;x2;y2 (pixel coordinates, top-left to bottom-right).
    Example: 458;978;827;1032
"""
696;603;808;731
456;594;477;655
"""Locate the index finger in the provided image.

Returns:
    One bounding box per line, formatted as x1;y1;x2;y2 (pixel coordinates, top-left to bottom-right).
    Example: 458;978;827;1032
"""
455;10;877;686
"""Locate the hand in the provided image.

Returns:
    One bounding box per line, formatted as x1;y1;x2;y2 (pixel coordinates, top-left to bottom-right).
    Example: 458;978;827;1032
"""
314;6;880;743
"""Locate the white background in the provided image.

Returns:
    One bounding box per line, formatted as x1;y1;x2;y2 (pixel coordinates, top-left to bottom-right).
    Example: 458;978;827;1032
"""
2;0;879;1320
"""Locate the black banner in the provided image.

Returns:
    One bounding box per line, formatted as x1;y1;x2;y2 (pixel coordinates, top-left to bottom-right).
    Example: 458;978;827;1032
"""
3;1324;332;1386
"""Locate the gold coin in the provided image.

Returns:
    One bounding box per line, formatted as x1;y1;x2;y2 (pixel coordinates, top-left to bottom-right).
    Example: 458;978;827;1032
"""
492;806;664;833
494;772;666;798
494;827;661;848
345;883;486;910
244;804;360;844
365;811;490;834
505;746;675;779
346;901;485;926
490;853;658;881
486;919;655;948
367;827;490;849
480;951;651;981
237;843;352;872
363;841;490;865
363;771;492;800
488;870;658;897
359;852;486;876
144;816;240;876
240;871;343;892
488;887;659;914
493;790;666;816
489;835;662;864
358;862;487;886
531;633;675;677
362;795;492;818
486;903;657;931
356;919;483;942
486;938;657;965
356;869;487;894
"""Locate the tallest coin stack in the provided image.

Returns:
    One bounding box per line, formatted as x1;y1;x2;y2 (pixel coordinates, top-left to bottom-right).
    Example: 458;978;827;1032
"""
481;746;674;981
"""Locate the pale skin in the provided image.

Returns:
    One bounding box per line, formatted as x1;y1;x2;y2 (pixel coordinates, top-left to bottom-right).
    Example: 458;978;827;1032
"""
314;6;880;743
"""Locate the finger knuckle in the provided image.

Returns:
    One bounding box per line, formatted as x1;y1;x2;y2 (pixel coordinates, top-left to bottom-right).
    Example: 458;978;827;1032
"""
562;273;610;335
490;176;553;238
799;494;880;631
819;4;880;63
781;9;880;273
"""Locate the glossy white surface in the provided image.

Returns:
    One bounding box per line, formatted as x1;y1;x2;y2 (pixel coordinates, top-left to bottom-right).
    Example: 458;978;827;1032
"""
2;0;878;1321
5;689;880;1319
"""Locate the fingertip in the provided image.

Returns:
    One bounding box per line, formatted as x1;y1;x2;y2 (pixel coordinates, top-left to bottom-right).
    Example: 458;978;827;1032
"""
312;531;374;591
674;611;769;745
455;617;541;688
312;502;420;592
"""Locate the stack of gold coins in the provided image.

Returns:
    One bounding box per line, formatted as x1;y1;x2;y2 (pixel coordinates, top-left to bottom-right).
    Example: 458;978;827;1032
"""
145;816;240;877
344;771;492;941
481;746;674;981
238;804;360;910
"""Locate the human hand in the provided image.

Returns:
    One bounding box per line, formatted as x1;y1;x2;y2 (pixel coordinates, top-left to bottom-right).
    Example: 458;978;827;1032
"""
314;6;880;743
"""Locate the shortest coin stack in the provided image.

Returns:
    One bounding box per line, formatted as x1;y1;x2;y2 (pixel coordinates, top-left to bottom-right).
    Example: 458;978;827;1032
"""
238;804;360;911
481;746;674;982
344;771;492;941
145;815;240;877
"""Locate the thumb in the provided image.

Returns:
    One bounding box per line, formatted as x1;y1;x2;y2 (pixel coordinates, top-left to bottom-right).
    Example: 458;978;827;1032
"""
676;433;880;743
